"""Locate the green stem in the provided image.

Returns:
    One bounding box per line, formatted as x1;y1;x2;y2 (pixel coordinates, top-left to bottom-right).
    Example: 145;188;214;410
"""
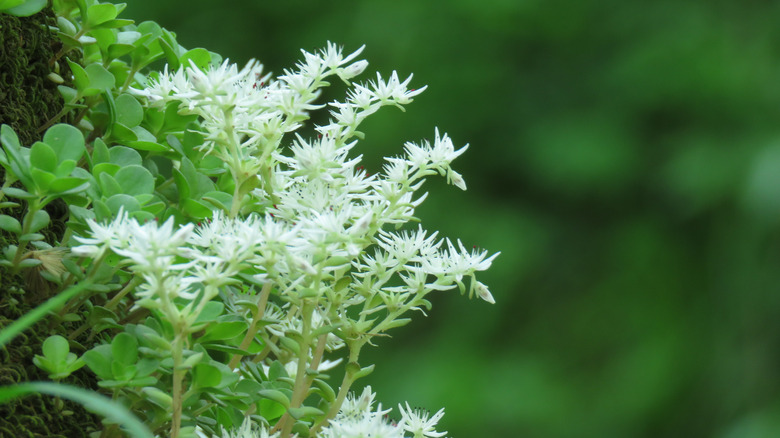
277;300;315;438
228;282;272;370
104;277;142;312
170;330;186;438
310;342;363;435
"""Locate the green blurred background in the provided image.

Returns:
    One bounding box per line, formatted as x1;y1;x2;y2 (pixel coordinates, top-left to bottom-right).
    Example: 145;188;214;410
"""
115;1;780;436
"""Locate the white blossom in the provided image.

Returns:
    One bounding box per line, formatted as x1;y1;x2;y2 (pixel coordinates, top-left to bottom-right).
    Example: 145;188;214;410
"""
398;403;447;438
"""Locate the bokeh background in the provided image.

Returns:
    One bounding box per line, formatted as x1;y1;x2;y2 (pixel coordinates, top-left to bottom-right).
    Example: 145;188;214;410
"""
115;1;780;436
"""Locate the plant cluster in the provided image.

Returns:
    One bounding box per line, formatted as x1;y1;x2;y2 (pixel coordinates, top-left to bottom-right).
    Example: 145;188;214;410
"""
0;1;498;437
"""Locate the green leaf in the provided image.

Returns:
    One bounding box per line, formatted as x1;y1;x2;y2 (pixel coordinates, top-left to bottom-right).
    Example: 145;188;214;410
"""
91;137;110;166
83;345;113;380
19;233;44;242
17;258;42;268
198;321;247;343
31;168;55;193
90;27;115;54
28;209;50;233
111;361;137;381
288;406;324;420
111;123;138;147
172;166;190;200
54;159;77;178
312;378;336;402
258;398;286;421
0;382;154;438
115;94;143;127
43;124;86;163
192;363;222;389
57;85;78;103
99;18;134;29
92;164;119;184
2;187;34;200
141;387;172;409
2;0;46;17
66;60;90;94
99;172;122;197
29;142;57;173
0;214;22;234
114;165;154;196
182;198;212;219
127;141;168;152
41;335;70;365
159;38;180;70
194;301;224;324
201;191;232;213
179;48;211;71
107;43;135;60
109;145;142;167
111;333;138;366
258;389;290;409
0;0;27;10
85;63;115;93
105;194;141;215
85;3;118;28
49;178;89;195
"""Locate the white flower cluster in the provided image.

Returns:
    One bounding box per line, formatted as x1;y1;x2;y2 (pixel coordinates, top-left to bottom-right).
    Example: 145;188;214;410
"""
74;43;497;437
318;386;447;438
122;43;497;315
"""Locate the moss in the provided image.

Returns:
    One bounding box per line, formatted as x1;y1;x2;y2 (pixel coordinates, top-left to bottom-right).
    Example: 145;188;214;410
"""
0;7;70;146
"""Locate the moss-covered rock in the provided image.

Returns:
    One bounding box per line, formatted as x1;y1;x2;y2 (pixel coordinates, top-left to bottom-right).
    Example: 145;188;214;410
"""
0;7;68;146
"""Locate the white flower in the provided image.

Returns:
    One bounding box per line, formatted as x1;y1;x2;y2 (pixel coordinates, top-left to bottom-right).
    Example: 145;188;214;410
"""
112;216;194;274
71;209;131;258
369;71;427;109
429;128;468;167
377;227;440;263
398;403;447;438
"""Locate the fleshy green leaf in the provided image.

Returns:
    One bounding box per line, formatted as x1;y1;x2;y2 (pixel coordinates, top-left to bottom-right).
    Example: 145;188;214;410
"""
41;335;70;364
85;3;118;29
85;63;115;94
109;145;142;167
66;60;90;94
179;48;211;71
115;94;143;127
114;165;154;196
111;333;138;366
192;363;222;389
2;0;46;17
0;214;22;234
2;187;35;200
258;389;290;409
105;194;141;215
29;142;57;173
198;321;247;343
194;301;225;324
91;137;110;166
43;124;86;163
28;209;50;233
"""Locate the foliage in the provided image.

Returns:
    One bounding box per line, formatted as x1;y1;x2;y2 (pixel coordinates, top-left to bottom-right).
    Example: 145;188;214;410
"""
0;1;497;437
